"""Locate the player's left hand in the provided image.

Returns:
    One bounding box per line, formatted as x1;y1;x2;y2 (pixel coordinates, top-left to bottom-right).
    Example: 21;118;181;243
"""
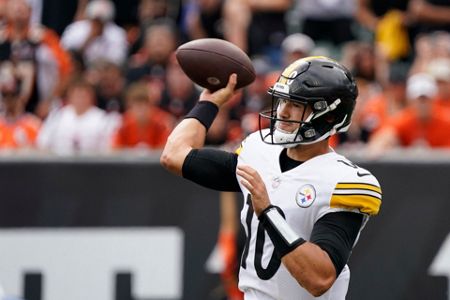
236;165;270;216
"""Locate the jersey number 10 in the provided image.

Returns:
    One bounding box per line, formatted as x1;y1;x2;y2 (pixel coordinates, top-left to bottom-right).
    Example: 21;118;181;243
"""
241;195;282;280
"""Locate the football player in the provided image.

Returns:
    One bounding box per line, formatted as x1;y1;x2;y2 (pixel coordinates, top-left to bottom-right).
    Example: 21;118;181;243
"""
161;56;382;299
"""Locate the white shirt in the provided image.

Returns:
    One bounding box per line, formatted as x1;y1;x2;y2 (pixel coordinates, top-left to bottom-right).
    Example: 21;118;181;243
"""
61;20;128;66
236;130;382;300
37;105;119;155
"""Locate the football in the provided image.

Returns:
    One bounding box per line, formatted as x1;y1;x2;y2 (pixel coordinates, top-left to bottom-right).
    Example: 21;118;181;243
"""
175;38;256;92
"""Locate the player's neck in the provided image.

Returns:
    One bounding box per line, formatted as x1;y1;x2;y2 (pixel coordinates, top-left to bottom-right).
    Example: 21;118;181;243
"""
286;140;331;162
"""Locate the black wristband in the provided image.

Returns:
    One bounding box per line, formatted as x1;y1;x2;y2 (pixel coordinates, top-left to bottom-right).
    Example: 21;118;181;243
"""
184;101;219;130
258;205;306;258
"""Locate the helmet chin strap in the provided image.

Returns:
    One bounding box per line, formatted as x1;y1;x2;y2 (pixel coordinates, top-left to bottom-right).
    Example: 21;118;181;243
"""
272;126;302;148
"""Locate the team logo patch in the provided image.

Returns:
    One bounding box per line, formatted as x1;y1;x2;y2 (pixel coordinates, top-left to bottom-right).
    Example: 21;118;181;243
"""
296;184;316;208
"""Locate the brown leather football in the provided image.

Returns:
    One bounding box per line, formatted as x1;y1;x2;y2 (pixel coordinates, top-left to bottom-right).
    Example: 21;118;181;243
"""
176;38;256;92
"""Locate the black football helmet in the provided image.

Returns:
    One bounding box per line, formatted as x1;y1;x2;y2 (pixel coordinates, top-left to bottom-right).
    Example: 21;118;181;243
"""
260;56;358;146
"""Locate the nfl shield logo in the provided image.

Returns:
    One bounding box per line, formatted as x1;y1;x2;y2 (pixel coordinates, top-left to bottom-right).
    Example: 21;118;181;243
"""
296;184;316;208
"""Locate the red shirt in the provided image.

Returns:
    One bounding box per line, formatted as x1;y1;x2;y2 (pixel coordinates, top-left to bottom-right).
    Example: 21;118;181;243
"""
113;108;174;149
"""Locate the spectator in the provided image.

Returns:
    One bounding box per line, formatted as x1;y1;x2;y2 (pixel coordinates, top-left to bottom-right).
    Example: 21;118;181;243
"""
224;0;290;61
0;64;40;149
0;0;72;118
265;33;316;87
356;0;412;63
349;42;379;85
139;0;172;25
409;32;449;75
128;0;181;56
358;63;409;139
428;57;450;113
408;33;435;75
159;54;199;120
249;0;291;62
87;61;126;113
408;0;450;34
295;0;356;47
185;0;226;40
112;81;174;149
343;41;381;112
61;0;128;67
367;73;450;157
29;0;89;36
356;0;409;33
280;33;315;66
239;57;272;116
126;19;178;83
37;78;119;155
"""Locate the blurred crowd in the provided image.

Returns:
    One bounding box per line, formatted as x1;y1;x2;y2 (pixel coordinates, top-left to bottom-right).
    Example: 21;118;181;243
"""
0;0;449;158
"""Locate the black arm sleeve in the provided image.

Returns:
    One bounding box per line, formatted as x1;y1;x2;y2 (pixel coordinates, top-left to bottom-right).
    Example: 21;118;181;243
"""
181;148;241;192
310;212;364;276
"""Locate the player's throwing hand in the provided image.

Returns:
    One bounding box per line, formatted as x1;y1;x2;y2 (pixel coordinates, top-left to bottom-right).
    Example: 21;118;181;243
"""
199;73;237;107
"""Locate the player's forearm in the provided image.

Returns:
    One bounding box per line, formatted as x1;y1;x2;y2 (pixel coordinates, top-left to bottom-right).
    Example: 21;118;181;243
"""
257;204;337;297
160;119;207;176
282;243;336;297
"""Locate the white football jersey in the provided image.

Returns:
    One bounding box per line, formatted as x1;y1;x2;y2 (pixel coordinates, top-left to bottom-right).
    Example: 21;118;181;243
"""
236;130;382;300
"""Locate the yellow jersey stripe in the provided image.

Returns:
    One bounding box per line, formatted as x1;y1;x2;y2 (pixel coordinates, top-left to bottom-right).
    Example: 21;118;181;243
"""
330;194;381;215
336;183;382;194
235;145;242;155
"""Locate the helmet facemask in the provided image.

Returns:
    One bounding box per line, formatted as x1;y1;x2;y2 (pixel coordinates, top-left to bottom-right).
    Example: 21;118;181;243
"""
259;94;347;147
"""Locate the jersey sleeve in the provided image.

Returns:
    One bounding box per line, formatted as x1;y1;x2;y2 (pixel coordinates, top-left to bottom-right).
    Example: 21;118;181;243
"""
310;211;364;275
330;175;382;216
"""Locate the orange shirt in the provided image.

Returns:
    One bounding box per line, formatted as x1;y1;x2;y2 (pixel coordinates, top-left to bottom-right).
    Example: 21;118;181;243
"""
433;96;450;115
360;94;389;133
3;25;72;79
387;107;450;148
113;108;174;149
0;114;41;148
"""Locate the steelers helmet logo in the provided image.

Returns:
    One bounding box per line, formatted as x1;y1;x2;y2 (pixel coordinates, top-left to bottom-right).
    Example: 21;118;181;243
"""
296;184;316;208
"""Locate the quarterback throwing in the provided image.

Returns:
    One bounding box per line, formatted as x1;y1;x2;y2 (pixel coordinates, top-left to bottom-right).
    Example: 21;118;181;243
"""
161;56;382;299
